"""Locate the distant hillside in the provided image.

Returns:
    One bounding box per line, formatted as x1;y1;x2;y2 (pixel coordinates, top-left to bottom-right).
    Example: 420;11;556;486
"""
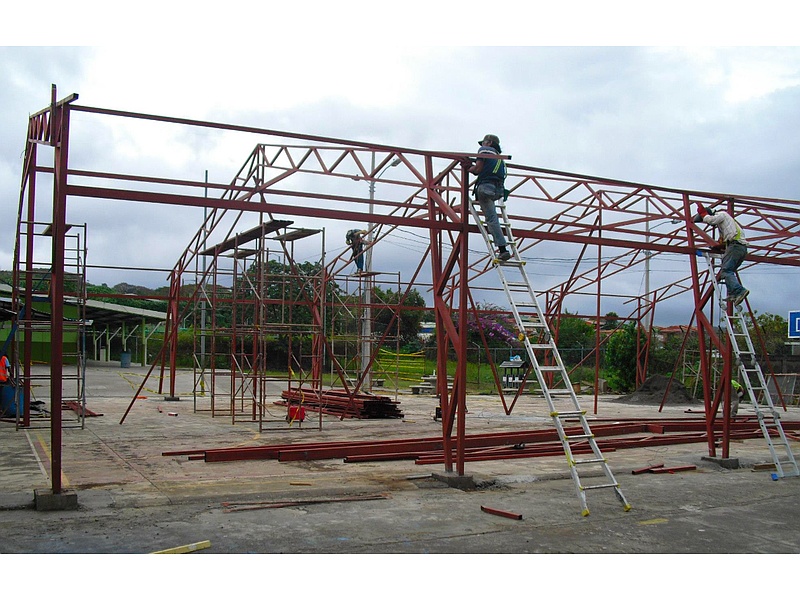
111;282;167;296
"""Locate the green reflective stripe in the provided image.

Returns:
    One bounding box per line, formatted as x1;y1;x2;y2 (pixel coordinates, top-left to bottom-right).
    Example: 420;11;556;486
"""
734;223;743;241
492;159;504;175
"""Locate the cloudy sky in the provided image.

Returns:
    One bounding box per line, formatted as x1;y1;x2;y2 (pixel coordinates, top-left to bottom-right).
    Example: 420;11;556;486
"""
2;4;800;328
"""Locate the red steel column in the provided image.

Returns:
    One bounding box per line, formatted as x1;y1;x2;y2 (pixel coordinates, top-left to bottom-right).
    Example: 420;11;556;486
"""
426;156;453;472
455;171;470;476
685;193;721;458
49;92;71;494
22;141;37;428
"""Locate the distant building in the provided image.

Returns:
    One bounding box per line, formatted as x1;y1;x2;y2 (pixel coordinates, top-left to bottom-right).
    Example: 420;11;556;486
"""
654;324;698;344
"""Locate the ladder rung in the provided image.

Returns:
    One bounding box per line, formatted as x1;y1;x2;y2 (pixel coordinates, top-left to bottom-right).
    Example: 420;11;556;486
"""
581;482;619;491
546;389;573;396
574;457;607;466
551;410;586;418
756;412;781;420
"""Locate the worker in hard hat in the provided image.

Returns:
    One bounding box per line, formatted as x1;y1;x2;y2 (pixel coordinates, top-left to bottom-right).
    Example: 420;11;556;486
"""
694;203;749;306
467;134;511;262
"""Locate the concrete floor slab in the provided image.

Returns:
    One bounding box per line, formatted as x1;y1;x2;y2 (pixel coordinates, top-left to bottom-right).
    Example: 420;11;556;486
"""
1;364;799;561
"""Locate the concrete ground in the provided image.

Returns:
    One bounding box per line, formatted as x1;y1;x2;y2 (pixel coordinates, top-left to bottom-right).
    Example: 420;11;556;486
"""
1;363;799;564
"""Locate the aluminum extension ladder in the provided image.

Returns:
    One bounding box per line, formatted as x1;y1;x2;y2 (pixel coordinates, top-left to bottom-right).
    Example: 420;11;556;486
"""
469;198;631;515
702;251;799;478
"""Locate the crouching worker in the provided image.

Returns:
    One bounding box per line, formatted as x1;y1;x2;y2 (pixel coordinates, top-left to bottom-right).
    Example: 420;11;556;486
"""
346;229;368;272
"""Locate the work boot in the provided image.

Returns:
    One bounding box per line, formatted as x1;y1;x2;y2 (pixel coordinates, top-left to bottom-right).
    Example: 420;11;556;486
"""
498;250;512;262
733;289;750;306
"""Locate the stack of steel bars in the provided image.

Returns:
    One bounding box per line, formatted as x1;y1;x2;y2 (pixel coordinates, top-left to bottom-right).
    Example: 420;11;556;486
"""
163;417;800;465
279;386;404;419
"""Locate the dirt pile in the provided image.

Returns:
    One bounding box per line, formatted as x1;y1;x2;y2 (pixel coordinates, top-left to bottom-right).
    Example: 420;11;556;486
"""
613;374;700;406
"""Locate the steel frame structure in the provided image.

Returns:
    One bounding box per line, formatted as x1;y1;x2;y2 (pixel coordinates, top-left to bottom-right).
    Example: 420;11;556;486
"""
14;86;800;498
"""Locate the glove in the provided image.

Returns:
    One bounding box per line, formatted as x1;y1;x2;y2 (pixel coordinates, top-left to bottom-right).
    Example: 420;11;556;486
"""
692;212;704;223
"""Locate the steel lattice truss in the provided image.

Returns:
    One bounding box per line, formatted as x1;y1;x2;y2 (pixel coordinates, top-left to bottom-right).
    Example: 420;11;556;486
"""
15;88;800;487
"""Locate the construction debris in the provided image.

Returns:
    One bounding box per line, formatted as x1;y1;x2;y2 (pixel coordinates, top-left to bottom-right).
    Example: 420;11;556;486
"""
632;463;665;474
613;375;699;406
63;401;103;417
648;465;697;474
480;505;523;520
632;463;697;474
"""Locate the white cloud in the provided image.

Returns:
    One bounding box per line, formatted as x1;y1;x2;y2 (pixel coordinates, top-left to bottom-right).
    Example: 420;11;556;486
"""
674;47;800;105
2;44;800;326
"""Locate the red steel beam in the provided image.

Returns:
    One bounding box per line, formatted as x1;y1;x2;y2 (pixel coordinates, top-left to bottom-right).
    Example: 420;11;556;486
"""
165;418;800;467
481;506;523;520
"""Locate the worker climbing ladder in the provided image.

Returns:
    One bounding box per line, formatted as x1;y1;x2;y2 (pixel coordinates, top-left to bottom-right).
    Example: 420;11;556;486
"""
702;252;799;478
469;198;631;516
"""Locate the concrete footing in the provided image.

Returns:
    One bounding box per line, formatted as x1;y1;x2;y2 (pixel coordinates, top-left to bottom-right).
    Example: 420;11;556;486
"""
432;471;476;491
163;396;180;402
702;455;741;469
34;488;78;511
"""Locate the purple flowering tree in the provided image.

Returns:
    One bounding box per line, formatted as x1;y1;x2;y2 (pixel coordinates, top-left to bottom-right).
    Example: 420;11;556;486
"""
461;302;520;349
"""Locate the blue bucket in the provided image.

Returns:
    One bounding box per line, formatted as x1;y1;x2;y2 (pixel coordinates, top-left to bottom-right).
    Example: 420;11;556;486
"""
0;385;22;417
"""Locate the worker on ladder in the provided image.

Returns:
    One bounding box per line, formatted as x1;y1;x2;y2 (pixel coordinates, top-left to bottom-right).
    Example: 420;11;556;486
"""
467;134;511;262
693;202;749;306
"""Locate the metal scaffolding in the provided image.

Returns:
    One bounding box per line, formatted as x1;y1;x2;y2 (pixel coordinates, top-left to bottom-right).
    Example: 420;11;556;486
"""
186;219;326;430
11;219;88;430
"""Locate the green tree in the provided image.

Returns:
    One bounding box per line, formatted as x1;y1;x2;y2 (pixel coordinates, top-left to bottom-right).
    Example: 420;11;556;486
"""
556;312;594;348
748;312;790;357
602;311;619;330
554;311;595;364
604;321;639;392
373;286;426;347
649;328;698;376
